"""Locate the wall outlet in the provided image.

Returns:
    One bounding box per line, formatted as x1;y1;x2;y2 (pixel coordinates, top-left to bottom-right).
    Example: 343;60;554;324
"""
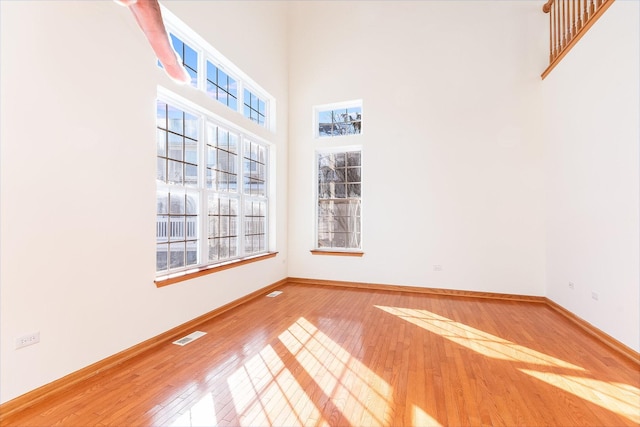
591;292;599;301
16;332;40;349
433;265;443;272
568;282;575;290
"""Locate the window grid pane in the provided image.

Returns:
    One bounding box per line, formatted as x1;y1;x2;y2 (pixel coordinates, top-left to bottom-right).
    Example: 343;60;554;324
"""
206;61;238;109
318;106;362;137
157;99;269;276
317;150;362;250
243;89;266;127
170;34;198;88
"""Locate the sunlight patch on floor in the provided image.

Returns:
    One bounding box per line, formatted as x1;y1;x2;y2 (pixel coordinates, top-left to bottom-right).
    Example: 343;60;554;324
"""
412;403;443;427
168;393;216;427
279;316;393;427
375;305;584;370
227;344;320;426
521;369;640;423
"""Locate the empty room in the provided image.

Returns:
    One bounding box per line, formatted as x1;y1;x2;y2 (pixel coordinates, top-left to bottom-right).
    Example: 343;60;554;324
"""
0;0;638;426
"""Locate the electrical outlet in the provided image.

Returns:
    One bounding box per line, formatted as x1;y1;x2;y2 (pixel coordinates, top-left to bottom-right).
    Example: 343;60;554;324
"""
433;265;443;272
591;292;599;301
568;282;575;290
16;332;40;349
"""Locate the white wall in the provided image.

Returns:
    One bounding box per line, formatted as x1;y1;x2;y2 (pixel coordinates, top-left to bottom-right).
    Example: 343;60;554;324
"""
287;1;548;295
543;1;640;352
0;0;288;403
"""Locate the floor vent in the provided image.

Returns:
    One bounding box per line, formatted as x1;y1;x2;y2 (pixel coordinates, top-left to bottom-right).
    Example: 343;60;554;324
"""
172;331;206;346
266;290;283;298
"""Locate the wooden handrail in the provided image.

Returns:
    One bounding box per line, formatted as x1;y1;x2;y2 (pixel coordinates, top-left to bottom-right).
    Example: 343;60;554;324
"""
541;0;615;79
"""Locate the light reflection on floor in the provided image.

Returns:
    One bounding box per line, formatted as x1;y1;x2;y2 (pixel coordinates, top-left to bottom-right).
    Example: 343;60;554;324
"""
375;305;639;424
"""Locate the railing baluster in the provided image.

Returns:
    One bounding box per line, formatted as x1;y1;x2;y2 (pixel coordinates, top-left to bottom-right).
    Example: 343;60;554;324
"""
542;0;615;78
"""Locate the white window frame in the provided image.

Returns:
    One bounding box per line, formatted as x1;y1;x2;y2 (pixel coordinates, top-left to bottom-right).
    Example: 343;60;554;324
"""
160;6;276;131
314;145;363;252
156;89;271;280
314;100;363;139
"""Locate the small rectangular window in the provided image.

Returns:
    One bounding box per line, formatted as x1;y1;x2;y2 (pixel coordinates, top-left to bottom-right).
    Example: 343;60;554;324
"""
316;149;362;250
316;101;362;138
243;89;266;127
169;34;198;88
206;61;238;110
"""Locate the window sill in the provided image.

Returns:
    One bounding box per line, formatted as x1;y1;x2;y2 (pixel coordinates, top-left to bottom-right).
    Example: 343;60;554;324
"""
155;252;278;287
310;250;364;257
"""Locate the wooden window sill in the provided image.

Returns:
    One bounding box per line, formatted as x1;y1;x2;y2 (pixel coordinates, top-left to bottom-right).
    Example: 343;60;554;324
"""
310;250;364;257
155;252;278;287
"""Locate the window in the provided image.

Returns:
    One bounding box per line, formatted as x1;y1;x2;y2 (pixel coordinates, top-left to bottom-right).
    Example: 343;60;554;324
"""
316;149;362;250
158;7;274;130
156;99;270;278
316;101;362;138
206;61;238;110
169;34;198;88
243;89;266;127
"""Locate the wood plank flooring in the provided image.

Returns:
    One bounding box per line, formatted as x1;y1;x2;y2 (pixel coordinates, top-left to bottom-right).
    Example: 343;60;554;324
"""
3;283;639;426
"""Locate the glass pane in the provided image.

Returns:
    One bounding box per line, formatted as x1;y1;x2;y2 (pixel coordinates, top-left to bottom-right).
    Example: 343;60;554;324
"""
184;112;198;140
347;151;361;166
208;239;219;261
167;160;183;184
243;104;251;119
347;167;361;183
169;192;185;214
156;243;168;271
170;34;183;54
156;158;166;182
206;61;217;84
157;191;169;214
185;142;197;164
156;214;169;242
169;242;185;268
229;236;238;257
186;240;198;265
218;70;228;92
258;99;265;115
156;129;166;156
167;133;183;161
218;128;228;151
167;106;183;134
185;164;198;187
185;191;199;214
156;102;167;129
348;183;361;197
229;78;238;98
183;43;197;69
207;146;217;168
169;217;184;242
228;133;238;154
229;96;237;111
335;152;346;167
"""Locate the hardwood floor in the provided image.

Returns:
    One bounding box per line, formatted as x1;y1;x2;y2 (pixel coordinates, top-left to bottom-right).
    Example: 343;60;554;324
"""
3;283;639;426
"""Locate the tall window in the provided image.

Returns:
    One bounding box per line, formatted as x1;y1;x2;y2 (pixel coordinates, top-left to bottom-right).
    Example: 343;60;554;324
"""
316;149;362;250
156;99;270;277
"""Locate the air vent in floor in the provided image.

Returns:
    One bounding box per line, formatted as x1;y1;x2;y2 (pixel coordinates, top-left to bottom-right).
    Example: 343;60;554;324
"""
172;331;206;346
266;290;283;298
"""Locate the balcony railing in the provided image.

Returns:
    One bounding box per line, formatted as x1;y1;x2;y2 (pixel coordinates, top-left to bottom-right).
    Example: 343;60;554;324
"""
542;0;615;79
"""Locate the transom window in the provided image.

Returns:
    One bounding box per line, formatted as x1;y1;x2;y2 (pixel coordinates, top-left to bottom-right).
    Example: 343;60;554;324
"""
315;101;362;138
207;61;238;110
156;99;270;278
316;149;362;250
160;9;274;130
169;34;198;88
243;89;266;127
